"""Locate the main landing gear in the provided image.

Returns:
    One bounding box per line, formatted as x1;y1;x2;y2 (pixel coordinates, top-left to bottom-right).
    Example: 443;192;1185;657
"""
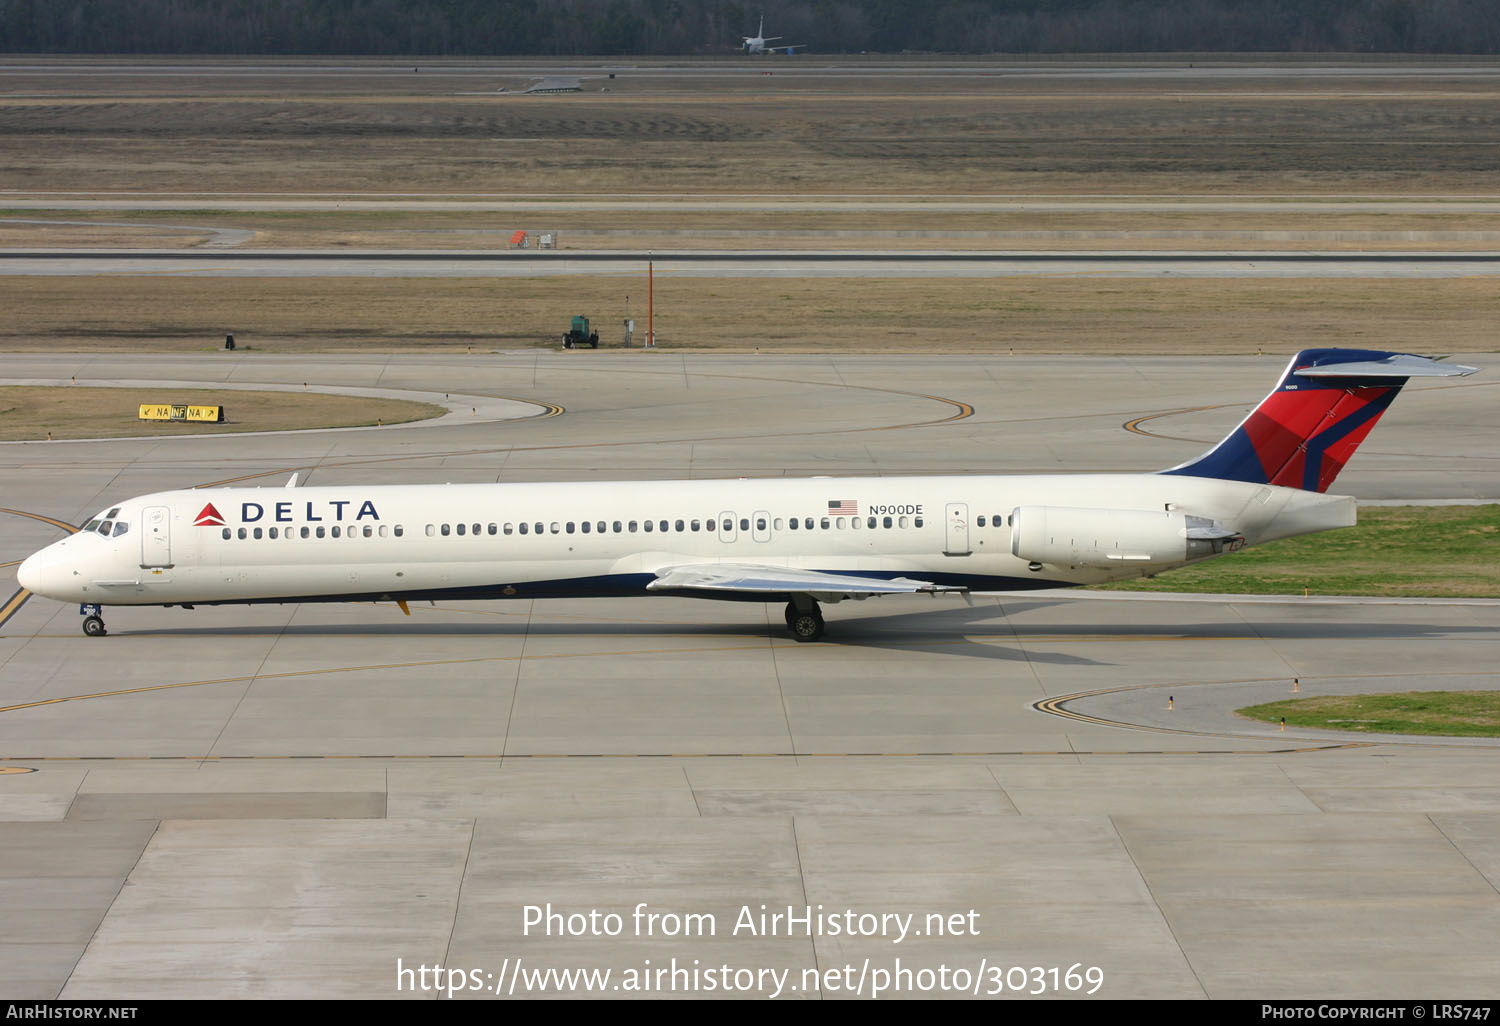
783;598;825;642
79;603;106;637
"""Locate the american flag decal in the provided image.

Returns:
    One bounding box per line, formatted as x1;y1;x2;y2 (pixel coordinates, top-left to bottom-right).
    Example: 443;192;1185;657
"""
826;499;858;515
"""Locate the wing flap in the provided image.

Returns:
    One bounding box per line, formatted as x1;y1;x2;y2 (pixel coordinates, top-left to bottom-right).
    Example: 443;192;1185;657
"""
647;563;962;598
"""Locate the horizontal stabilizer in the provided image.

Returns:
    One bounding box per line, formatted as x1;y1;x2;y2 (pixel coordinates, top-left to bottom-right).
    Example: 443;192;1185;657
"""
1294;353;1477;378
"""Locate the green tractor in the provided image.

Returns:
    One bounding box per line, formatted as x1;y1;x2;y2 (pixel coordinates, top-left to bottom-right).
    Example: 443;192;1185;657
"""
562;315;599;349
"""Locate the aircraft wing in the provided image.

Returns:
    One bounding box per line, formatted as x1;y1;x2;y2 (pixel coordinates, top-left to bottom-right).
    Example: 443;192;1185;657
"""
646;563;963;598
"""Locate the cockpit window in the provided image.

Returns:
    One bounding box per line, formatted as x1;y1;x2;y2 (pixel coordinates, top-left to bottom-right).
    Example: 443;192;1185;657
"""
82;520;101;532
107;508;120;518
98;521;114;535
112;522;129;537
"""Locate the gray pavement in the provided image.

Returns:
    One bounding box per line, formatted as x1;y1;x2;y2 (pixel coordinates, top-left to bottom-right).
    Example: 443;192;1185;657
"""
1;353;1497;999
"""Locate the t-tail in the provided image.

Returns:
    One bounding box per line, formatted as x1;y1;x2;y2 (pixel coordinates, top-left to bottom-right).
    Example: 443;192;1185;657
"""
1161;348;1476;493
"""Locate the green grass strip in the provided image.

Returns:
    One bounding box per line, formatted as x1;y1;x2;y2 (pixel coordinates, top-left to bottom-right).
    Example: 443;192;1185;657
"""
1239;692;1500;737
1095;505;1500;598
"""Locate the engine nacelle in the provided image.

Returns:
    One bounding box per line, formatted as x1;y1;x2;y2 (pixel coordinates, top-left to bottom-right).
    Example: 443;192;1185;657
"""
1010;505;1241;569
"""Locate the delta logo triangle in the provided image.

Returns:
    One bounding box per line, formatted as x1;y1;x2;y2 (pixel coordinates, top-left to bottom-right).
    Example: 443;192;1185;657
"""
194;503;226;527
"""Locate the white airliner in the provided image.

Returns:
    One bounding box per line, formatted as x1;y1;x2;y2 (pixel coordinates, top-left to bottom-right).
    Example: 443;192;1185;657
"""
16;349;1474;642
742;17;802;54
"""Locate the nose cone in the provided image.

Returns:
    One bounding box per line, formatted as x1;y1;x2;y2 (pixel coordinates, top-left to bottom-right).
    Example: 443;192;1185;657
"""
17;550;46;593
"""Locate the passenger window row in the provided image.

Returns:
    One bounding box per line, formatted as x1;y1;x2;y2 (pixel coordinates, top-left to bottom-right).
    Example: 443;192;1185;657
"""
223;524;401;540
420;515;928;536
216;514;967;542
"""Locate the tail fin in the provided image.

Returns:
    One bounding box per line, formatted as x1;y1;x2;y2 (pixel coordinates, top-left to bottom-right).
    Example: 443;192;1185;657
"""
1161;348;1476;493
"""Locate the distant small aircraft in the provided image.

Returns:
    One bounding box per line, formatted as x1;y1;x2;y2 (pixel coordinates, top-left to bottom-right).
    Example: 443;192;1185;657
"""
742;16;803;54
519;76;583;94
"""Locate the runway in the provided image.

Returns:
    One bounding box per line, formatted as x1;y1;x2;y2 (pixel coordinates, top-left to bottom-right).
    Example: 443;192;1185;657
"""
5;57;1500;80
2;352;1498;998
8;248;1500;279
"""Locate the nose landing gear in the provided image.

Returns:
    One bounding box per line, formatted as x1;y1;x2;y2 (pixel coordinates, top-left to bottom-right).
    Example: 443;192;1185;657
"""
79;603;107;637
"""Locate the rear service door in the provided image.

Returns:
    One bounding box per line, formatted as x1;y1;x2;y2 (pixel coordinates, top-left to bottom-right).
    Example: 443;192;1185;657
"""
944;502;971;556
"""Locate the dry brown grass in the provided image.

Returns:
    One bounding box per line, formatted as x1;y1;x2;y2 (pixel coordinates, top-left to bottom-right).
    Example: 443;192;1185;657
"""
5;59;1500;356
0;223;211;248
5;64;1500;197
0;385;444;440
2;274;1497;354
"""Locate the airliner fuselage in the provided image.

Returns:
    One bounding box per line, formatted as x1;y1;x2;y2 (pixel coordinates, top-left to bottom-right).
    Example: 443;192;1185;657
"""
15;348;1476;641
21;473;1348;608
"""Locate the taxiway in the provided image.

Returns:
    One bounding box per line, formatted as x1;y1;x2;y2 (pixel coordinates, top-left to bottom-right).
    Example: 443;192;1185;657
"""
2;352;1497;999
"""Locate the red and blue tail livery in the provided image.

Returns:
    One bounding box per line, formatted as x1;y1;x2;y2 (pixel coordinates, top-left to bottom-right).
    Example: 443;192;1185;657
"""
1161;348;1475;493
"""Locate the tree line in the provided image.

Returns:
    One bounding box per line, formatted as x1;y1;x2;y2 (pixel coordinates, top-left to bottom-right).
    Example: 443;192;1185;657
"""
2;0;1497;55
